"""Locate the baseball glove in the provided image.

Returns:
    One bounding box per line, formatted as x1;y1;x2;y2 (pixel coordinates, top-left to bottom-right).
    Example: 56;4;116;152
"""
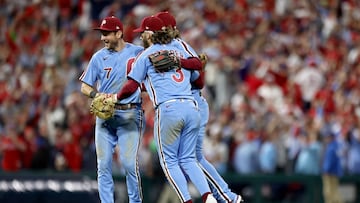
149;50;180;72
90;93;117;120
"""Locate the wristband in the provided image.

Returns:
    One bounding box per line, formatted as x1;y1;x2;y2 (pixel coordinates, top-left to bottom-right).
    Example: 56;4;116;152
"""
89;90;97;98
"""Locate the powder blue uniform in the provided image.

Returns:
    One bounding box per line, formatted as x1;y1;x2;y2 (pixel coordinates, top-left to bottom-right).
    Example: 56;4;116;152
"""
176;38;239;203
79;43;144;203
128;40;211;202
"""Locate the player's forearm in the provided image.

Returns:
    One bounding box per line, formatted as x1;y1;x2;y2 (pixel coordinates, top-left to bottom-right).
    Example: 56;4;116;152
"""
80;83;97;98
192;71;205;89
180;57;202;70
117;79;140;100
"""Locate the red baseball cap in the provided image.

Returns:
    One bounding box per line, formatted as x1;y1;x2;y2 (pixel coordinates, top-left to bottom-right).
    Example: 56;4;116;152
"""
133;16;165;33
155;11;176;28
94;16;123;32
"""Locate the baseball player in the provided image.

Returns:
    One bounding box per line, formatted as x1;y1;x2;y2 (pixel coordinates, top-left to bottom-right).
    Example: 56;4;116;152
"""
155;11;243;203
113;16;217;203
79;16;144;203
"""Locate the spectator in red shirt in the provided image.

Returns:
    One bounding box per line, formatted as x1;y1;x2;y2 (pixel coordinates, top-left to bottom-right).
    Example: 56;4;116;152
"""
21;126;37;169
0;126;26;171
62;129;83;172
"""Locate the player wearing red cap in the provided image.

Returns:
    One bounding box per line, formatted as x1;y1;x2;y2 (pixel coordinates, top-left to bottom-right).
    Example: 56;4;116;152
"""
155;11;243;203
113;15;218;203
79;16;145;203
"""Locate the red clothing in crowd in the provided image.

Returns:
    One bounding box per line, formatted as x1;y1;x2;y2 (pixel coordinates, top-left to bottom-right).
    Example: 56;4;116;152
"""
63;141;83;172
0;135;26;171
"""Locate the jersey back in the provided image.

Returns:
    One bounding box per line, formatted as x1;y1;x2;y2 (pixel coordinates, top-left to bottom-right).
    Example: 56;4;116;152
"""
128;41;194;107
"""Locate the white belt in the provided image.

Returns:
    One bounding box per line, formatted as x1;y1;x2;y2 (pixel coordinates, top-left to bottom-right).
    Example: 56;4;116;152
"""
156;98;197;109
162;98;193;104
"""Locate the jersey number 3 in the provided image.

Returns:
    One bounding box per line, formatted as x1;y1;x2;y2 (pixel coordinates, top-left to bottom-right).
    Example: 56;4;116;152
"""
172;69;184;83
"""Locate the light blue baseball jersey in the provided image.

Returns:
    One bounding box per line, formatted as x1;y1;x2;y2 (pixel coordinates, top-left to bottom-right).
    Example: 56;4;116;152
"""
79;42;145;203
128;40;214;202
79;43;143;104
173;38;198;57
128;40;194;107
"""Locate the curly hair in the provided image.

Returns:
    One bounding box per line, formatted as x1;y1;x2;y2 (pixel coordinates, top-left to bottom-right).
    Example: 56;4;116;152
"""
172;28;180;39
164;26;180;39
151;28;174;44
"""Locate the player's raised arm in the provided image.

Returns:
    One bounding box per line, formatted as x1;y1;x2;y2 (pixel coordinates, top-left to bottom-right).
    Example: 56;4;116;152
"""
180;57;202;70
116;78;140;101
149;50;203;71
180;53;208;71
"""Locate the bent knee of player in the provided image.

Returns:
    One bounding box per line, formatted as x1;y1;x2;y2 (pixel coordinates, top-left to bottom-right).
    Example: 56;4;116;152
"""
178;156;196;166
97;162;112;174
196;153;206;163
121;158;137;171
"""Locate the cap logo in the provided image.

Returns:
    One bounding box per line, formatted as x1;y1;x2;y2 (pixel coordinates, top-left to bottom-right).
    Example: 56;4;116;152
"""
101;19;107;27
116;26;120;29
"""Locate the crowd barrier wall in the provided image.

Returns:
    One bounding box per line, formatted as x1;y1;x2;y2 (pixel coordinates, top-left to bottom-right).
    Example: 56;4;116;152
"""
0;171;359;203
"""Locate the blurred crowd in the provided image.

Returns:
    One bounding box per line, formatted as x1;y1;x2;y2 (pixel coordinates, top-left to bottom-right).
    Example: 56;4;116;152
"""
0;0;360;181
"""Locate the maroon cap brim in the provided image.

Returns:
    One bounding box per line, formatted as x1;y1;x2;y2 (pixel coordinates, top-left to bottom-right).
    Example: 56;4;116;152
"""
94;27;118;31
133;27;145;33
133;28;144;33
